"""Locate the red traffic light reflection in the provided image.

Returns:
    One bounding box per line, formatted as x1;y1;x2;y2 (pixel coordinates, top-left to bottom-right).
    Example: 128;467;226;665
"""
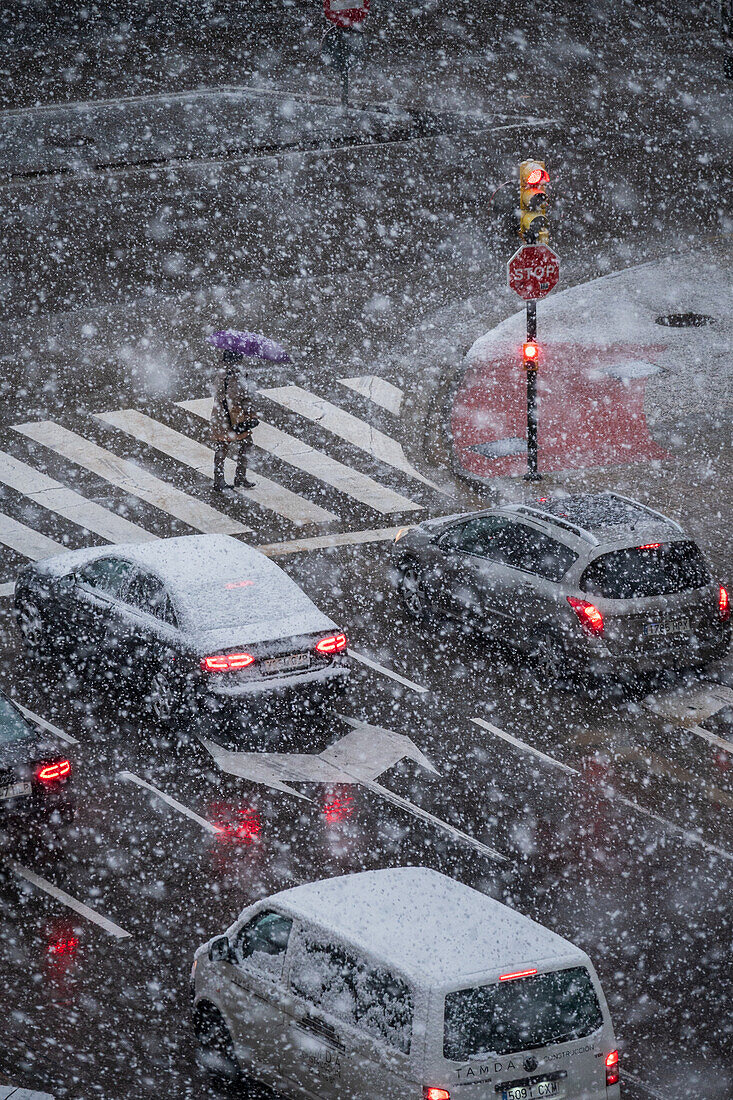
523;341;539;362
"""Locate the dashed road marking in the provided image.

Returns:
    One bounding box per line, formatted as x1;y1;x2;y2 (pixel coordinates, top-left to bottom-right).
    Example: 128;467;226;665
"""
13;704;79;746
10;862;132;939
0;510;65;560
348;648;429;693
118;770;218;835
259;525;406;556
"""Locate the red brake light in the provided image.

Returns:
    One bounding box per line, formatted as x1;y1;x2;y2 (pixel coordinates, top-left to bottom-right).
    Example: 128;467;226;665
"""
315;633;348;654
637;543;661;550
423;1089;450;1100
605;1049;619;1086
201;652;255;672
720;585;730;622
523;341;539;362
567;596;604;637
36;760;72;783
499;967;538;981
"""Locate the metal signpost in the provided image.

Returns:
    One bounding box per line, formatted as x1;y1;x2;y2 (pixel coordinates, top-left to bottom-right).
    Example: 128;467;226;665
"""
507;171;560;480
323;0;370;107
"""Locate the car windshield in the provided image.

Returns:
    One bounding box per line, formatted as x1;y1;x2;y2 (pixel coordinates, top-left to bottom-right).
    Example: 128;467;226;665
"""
0;695;34;746
181;579;315;631
443;966;604;1060
580;541;711;599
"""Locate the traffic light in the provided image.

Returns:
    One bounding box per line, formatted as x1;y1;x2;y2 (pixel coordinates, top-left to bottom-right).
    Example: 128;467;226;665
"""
523;340;539;369
519;160;550;243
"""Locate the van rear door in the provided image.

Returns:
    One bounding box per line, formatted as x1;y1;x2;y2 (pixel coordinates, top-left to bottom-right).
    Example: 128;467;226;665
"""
426;964;615;1100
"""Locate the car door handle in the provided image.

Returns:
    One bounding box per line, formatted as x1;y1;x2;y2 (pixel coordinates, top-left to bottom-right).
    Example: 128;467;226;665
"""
296;1013;345;1051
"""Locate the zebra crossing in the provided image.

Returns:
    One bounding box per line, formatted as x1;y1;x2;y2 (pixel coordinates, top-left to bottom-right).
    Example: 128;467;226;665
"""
0;374;444;588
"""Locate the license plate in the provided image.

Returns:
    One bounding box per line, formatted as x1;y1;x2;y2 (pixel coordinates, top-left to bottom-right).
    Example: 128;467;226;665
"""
262;652;310;675
644;617;690;637
0;780;32;801
503;1082;563;1100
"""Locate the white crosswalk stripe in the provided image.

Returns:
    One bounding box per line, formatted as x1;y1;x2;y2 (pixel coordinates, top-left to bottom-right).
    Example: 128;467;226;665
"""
95;408;337;526
338;374;403;415
179;397;422;515
12;420;251;536
260;384;440;490
0;448;156;543
0;510;65;560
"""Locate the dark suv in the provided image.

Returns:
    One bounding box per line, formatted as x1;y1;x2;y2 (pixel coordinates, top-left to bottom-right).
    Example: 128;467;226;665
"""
391;492;730;680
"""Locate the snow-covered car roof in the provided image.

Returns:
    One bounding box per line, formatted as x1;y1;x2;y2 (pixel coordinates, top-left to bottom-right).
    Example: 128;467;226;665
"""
29;535;336;644
265;866;584;987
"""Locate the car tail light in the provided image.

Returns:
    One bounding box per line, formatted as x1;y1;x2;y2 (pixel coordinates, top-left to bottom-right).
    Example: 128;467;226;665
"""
200;652;255;672
36;760;72;784
499;967;538;981
423;1089;450;1100
719;585;730;622
567;596;604;637
637;543;661;550
605;1049;619;1086
315;633;348;654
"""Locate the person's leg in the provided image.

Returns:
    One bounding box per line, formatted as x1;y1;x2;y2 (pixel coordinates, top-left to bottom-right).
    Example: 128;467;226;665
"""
234;442;255;488
213;444;227;490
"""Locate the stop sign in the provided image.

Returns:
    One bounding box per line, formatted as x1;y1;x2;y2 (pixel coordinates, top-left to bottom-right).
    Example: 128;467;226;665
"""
507;244;560;301
324;0;370;28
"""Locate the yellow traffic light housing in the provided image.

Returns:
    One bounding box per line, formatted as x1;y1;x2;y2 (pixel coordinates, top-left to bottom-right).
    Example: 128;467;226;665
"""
519;160;550;243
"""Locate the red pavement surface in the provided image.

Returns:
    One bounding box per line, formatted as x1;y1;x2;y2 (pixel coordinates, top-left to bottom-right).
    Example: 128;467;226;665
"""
452;341;669;479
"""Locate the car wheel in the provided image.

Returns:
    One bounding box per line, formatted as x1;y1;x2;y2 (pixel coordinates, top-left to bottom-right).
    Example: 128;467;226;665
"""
16;599;47;655
193;1004;240;1083
146;669;181;725
529;633;567;686
400;562;430;619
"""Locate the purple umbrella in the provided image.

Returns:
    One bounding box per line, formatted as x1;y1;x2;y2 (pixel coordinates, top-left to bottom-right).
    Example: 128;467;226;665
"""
207;330;292;363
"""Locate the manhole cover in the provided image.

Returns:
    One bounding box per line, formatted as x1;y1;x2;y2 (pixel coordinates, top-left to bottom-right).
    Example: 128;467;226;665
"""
655;312;715;328
469;437;527;458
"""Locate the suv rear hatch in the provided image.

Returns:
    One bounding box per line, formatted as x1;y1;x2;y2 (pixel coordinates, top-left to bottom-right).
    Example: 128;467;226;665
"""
431;965;611;1100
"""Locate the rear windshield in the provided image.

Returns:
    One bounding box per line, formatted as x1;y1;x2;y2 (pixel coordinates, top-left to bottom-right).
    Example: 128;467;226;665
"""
580;541;711;599
0;696;33;746
443;966;604;1060
180;580;314;631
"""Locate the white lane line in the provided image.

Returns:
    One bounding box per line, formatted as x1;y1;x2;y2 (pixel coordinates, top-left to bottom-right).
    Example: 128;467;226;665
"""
366;778;506;862
12;420;250;537
471;718;733;865
10;861;132;939
96;408;336;526
0;510;65;560
259;525;407;556
348;649;429;694
338;375;403;416
0;448;156;544
689;723;733;754
260;385;440;490
619;1070;667;1100
0;581;16;596
472;717;579;776
14;704;80;746
180;398;421;516
118;770;218;835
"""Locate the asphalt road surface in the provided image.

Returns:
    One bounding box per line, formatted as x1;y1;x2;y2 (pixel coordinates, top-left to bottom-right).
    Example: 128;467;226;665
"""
1;3;732;1099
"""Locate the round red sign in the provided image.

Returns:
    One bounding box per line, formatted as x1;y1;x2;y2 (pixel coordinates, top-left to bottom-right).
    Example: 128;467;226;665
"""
507;244;560;301
324;0;370;28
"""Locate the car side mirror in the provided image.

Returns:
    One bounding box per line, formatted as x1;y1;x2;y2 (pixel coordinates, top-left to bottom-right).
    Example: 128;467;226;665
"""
208;936;232;963
57;574;76;593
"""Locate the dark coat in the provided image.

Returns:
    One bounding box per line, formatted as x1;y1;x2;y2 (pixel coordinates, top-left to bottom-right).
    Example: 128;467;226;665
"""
210;368;257;444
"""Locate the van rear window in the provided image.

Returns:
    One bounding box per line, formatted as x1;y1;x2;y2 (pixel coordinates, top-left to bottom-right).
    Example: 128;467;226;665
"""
443;966;603;1060
580;541;710;599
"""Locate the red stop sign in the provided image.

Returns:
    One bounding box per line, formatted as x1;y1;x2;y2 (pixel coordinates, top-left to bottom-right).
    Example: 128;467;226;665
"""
324;0;370;28
507;244;560;301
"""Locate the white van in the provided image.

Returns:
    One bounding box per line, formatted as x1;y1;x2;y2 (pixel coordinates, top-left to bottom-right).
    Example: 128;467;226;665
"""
191;866;621;1100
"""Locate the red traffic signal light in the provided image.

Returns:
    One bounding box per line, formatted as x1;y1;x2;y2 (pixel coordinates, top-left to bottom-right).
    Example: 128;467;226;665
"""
525;167;549;187
523;341;539;365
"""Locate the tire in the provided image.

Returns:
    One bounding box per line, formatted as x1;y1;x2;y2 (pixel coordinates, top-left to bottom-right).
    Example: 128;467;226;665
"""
399;561;430;620
528;632;567;687
16;598;48;656
146;668;182;725
193;1004;240;1084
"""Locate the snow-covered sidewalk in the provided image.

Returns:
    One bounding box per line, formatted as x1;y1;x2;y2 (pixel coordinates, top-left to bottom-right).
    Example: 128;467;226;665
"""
452;249;732;481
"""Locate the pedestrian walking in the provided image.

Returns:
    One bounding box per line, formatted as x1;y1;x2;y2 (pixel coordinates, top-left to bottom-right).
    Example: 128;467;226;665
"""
206;330;292;492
